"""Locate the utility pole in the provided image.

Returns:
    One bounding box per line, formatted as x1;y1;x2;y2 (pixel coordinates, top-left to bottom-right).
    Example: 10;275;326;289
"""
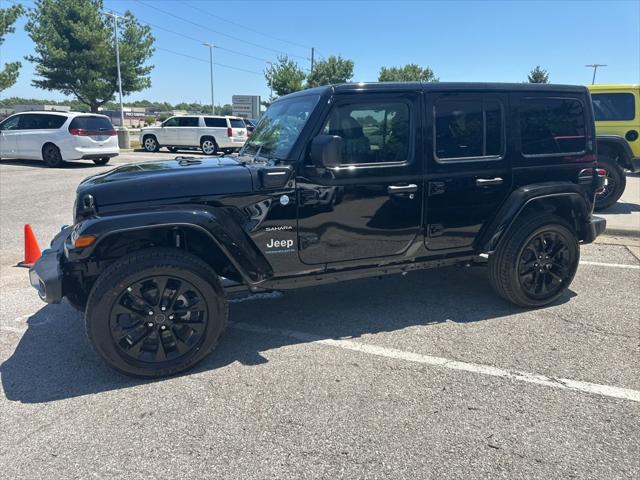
203;43;215;114
105;11;125;127
310;47;315;73
585;64;607;84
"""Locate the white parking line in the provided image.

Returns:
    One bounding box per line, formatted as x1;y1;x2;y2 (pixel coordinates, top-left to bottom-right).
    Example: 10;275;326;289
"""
230;321;640;403
580;261;640;270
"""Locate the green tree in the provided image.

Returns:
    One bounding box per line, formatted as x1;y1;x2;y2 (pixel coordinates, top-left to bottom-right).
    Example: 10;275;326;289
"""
216;104;233;116
264;55;306;98
378;64;438;82
25;0;154;112
0;4;25;92
527;66;549;84
306;55;354;87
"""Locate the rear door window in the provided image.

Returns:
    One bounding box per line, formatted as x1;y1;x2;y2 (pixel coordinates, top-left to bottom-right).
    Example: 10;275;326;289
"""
69;116;114;133
434;98;504;160
591;93;635;121
520;98;586;156
178;117;199;127
37;114;67;129
18;115;42;130
229;119;245;128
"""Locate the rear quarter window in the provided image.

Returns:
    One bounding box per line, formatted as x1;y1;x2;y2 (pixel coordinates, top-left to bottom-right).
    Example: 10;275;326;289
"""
229;119;245;128
519;97;587;156
69;116;114;132
591;93;635;121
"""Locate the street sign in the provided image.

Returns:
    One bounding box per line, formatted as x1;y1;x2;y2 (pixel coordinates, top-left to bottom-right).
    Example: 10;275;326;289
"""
232;95;261;119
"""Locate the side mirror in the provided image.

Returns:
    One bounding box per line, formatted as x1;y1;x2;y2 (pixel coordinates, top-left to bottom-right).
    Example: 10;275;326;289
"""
310;135;343;169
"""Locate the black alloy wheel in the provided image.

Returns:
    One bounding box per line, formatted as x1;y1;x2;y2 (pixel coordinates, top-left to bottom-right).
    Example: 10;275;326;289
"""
110;275;208;364
42;144;64;167
517;230;574;301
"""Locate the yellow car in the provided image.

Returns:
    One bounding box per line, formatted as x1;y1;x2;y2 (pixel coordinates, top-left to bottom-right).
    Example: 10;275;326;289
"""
588;84;640;210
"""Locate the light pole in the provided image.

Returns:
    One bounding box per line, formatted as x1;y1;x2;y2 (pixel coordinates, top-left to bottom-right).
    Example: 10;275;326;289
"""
585;64;607;85
203;43;215;115
105;11;125;127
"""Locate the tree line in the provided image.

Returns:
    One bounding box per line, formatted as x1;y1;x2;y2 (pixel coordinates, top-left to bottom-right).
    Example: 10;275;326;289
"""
1;0;551;114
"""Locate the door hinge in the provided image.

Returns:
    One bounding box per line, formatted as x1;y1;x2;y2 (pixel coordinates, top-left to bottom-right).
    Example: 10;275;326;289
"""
428;182;445;196
428;224;444;237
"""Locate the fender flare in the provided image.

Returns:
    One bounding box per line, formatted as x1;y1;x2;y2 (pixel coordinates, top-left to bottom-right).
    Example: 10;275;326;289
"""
596;135;635;170
68;207;273;284
475;182;592;253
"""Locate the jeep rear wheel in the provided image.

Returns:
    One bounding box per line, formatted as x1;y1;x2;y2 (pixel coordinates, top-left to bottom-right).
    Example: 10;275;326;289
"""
595;156;626;211
143;135;160;152
488;214;579;307
85;248;227;377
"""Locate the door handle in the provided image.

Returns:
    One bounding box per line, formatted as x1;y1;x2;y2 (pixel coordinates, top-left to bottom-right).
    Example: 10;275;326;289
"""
387;184;418;194
476;177;503;187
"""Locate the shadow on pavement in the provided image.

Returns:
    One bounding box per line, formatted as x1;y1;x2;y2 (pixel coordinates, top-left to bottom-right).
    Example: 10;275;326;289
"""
600;202;640;215
0;158;100;169
1;266;574;404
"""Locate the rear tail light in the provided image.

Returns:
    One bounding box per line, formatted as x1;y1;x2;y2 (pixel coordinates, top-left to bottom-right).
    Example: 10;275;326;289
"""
69;128;116;136
227;127;232;137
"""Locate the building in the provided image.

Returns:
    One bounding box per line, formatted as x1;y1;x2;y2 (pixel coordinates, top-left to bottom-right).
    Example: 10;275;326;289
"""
14;104;71;113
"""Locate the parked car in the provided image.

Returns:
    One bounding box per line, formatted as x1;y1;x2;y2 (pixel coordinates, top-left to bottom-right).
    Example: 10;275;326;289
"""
587;84;640;210
0;111;119;167
30;82;606;378
139;115;247;155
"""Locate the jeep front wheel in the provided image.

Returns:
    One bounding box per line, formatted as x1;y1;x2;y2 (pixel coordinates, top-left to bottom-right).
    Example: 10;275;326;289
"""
85;248;227;377
488;214;579;307
143;135;160;152
595;156;626;211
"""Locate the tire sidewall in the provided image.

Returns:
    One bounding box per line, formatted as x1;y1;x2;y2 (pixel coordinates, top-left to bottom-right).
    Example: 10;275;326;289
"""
201;137;217;155
507;221;579;307
595;156;626;210
86;252;226;377
143;135;159;152
43;145;63;167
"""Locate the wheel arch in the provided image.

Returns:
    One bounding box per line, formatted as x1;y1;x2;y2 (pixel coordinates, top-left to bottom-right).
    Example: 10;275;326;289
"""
596;136;633;170
41;141;59;158
68;210;273;290
476;182;594;253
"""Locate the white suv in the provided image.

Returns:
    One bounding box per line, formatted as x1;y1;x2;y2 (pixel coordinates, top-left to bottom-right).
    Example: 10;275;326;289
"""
139;115;247;155
0;111;119;167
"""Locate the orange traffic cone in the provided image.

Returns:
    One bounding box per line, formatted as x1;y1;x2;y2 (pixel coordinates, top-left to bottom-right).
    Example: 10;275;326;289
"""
18;224;42;268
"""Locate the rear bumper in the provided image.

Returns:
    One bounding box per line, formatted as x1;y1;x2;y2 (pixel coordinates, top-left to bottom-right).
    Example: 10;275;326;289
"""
67;146;120;160
29;227;72;304
582;215;606;244
80;152;119;160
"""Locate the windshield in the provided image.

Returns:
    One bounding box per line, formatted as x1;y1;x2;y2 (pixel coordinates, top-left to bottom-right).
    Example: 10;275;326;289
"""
242;94;320;159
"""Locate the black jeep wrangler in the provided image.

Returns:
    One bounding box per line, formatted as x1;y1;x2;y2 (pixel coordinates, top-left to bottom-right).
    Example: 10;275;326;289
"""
30;82;606;377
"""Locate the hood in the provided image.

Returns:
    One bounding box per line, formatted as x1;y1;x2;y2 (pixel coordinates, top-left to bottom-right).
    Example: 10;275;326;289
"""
77;156;253;206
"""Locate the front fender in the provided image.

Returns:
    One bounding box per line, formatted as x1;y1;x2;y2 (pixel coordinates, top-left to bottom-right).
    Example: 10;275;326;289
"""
476;182;594;253
68;206;272;284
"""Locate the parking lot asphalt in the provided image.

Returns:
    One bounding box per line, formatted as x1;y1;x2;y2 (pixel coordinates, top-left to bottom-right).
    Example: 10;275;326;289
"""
1;153;639;479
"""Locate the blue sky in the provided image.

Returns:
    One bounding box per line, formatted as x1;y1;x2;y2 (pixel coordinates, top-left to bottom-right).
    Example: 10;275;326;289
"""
1;0;639;106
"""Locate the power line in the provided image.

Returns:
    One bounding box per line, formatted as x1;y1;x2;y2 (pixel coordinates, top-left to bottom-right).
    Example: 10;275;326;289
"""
155;47;263;75
134;0;309;61
182;1;312;51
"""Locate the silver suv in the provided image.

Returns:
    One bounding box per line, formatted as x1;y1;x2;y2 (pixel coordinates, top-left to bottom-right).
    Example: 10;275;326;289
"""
140;115;247;154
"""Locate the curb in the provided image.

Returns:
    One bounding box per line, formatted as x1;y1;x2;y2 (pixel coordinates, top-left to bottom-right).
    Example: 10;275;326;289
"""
603;227;640;239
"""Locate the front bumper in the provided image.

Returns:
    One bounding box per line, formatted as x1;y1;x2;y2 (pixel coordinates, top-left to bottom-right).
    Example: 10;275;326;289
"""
29;227;72;304
582;215;607;244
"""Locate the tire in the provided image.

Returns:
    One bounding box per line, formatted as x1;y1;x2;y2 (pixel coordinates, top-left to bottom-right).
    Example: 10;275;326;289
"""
92;157;110;166
42;144;64;168
85;248;228;378
488;213;579;307
200;137;218;155
143;135;160;152
595;156;626;211
167;147;179;153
